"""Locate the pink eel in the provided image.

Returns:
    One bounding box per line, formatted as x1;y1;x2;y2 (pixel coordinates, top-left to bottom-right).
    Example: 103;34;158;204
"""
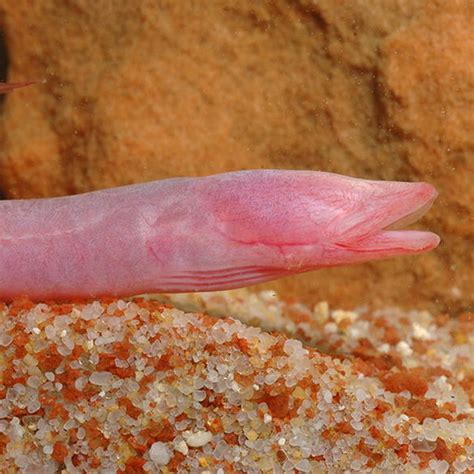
0;83;440;301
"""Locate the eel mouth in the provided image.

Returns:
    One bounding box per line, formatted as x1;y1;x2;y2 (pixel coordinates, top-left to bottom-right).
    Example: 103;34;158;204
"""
383;194;437;231
343;183;440;255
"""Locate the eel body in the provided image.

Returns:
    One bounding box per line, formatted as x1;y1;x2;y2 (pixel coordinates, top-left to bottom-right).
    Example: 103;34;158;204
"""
0;170;439;300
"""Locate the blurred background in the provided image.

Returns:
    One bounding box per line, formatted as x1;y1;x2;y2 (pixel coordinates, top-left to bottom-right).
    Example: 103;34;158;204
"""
0;1;472;314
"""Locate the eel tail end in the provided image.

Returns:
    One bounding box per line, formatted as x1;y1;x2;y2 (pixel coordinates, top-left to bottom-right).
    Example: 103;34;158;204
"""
0;81;36;94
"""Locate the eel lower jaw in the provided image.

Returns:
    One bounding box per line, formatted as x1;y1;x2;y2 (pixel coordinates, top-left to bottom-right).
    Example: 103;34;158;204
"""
365;230;440;253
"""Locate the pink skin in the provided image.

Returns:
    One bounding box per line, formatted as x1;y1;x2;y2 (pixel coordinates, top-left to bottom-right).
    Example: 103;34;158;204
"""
0;82;439;300
0;170;439;301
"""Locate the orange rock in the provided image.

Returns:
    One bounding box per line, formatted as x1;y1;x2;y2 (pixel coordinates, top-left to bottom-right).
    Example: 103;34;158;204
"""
0;1;472;312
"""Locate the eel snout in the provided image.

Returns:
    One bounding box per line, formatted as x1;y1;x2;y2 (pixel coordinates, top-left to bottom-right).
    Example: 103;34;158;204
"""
384;193;437;231
334;181;440;258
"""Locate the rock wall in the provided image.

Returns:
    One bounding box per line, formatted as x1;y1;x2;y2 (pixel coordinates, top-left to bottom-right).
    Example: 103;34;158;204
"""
0;0;472;312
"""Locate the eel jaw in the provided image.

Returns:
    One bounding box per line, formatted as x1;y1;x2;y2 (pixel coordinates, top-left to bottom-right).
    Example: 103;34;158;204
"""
384;195;437;231
375;191;440;253
335;183;440;258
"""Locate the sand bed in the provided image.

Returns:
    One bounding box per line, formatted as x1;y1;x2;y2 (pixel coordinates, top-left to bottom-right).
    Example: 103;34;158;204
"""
0;291;472;472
